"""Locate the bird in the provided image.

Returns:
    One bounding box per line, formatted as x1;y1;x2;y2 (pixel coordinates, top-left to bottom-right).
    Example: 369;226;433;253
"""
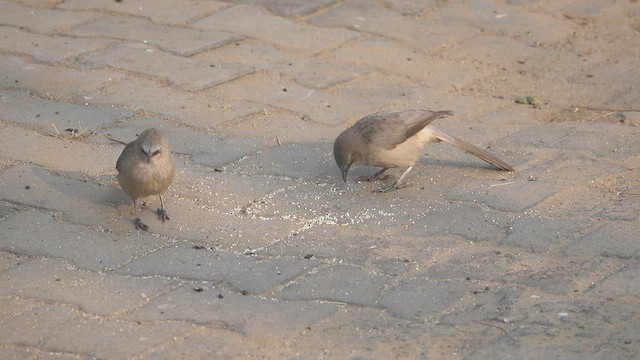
116;128;175;230
333;110;513;192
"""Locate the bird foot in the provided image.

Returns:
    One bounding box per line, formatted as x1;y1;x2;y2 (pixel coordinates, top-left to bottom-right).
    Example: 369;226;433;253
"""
135;217;149;231
156;208;170;222
373;182;412;193
357;174;389;182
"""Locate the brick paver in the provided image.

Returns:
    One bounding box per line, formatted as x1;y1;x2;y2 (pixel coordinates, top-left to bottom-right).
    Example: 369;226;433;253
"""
1;0;639;358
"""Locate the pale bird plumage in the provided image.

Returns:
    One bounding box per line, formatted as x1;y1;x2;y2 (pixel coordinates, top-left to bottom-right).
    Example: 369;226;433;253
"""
333;110;513;191
116;128;175;230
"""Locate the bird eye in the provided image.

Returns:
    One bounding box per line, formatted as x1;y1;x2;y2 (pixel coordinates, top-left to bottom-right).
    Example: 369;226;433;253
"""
152;150;161;156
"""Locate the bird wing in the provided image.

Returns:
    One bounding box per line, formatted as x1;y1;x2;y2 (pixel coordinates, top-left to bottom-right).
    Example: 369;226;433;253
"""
357;110;451;150
400;110;452;140
116;140;137;172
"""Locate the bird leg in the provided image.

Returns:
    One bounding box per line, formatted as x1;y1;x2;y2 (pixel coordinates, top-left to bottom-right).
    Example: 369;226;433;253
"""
358;168;389;182
394;166;414;187
156;195;170;222
133;199;149;231
374;166;414;193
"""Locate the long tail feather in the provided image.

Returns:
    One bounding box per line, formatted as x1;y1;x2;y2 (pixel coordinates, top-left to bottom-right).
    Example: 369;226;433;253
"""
430;128;514;171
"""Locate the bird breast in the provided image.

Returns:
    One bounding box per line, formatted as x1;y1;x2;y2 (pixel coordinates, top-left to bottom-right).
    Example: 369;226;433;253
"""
118;156;175;199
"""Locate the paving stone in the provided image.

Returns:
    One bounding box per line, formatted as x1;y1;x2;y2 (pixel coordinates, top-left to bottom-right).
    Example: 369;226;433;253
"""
116;242;321;294
592;343;637;360
0;89;132;130
44;316;192;359
568;58;640;111
212;71;417;126
549;124;640;158
404;202;510;242
0;257;179;315
446;178;566;212
501;123;640;158
276;264;390;306
0;303;77;347
263;224;377;266
597;317;640;358
119;185;300;250
592;173;640;221
0;250;25;272
504;216;591;252
197;40;368;89
145;328;283;360
0;209;168;271
423;249;535;282
464;331;591;360
78;43;254;91
287;307;465;359
0;0;100;33
0;127;121;177
439;286;520;325
330;37;481;90
7;0;58;7
131;282;336;339
309;0;475;51
98;118;271;169
379;277;469;320
222;0;338;17
590;264;640;298
0;201;20;220
60;0;228;25
121;199;300;251
0;0;638;357
435;0;573;45
0;296;38;322
66;16;239;56
0;26;113;64
191;5;359;53
215;110;338;143
169;167;290;215
0;165;121;225
227;142;334;180
328;71;460;118
230;179;440;229
0;127;122;175
82;77;259;129
448;35;543;69
562;222;640;259
211;72;372;126
506;258;620;296
464;299;638;359
0;347;82;360
381;0;438;15
0;54;124;99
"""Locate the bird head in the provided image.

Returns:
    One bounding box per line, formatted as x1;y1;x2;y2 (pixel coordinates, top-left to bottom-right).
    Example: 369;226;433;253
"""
141;142;162;163
138;129;164;163
333;135;353;183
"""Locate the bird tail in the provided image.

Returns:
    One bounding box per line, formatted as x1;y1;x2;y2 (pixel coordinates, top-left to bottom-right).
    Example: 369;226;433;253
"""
429;128;514;171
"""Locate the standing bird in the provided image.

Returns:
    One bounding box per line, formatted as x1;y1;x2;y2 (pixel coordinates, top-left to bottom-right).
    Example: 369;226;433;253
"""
333;110;513;191
116;128;175;230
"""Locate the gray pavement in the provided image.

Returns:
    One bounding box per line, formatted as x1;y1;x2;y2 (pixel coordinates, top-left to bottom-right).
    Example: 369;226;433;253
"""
1;0;639;358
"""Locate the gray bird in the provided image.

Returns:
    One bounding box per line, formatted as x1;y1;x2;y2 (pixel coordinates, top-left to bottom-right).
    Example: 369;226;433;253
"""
333;110;513;191
116;128;176;230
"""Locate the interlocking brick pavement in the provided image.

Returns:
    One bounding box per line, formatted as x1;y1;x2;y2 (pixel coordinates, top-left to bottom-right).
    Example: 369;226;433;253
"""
1;0;639;358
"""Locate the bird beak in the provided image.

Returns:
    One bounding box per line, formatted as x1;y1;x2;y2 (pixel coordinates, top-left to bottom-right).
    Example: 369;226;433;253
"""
340;163;351;183
146;152;152;163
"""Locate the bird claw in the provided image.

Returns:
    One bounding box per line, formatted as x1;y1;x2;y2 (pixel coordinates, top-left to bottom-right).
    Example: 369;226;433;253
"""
373;182;411;193
135;218;149;231
357;174;389;182
157;208;170;222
